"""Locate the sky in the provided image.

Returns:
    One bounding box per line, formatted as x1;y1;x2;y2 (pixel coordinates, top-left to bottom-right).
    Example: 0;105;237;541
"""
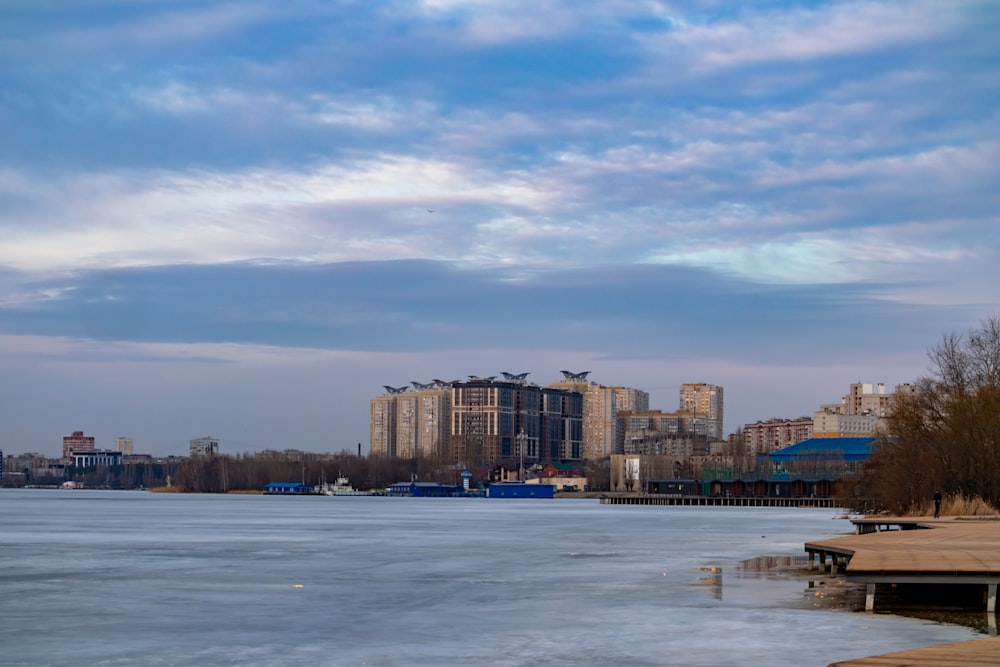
1;1;998;458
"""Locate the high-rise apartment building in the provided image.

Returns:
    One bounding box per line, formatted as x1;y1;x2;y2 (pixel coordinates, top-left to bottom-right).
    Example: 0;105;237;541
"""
62;431;95;461
370;393;398;457
812;382;914;438
450;376;582;466
548;374;649;459
679;383;724;441
115;437;134;456
619;410;710;456
189;437;219;457
370;375;583;466
370;383;451;458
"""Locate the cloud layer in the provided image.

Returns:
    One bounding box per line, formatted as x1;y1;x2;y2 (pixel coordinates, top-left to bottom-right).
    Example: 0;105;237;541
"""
1;1;997;455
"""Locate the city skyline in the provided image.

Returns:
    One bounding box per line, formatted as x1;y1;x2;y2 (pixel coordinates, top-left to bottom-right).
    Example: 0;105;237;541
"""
8;373;920;459
2;2;998;457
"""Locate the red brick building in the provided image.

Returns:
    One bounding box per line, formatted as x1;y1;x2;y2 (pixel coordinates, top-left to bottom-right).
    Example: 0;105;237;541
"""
62;431;95;461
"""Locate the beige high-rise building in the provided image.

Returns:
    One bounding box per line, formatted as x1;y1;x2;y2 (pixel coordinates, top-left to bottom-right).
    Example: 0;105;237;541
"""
679;383;724;441
548;375;649;459
370;392;399;457
391;386;451;459
115;437;134;456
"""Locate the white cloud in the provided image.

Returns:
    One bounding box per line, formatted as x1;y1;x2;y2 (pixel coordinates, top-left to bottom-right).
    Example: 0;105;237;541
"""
41;3;276;55
643;1;960;72
129;81;253;116
0;156;567;273
410;0;579;44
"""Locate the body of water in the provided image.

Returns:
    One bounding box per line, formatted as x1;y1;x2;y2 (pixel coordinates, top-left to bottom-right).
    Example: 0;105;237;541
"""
0;489;981;666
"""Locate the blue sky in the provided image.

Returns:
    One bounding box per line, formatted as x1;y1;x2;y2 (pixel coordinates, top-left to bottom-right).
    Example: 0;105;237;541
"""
1;1;998;457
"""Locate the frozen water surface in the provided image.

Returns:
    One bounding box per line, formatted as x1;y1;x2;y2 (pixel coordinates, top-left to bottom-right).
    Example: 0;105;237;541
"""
0;489;981;666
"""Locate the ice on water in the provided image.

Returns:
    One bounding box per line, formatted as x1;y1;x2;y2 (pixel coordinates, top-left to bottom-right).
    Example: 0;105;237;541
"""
0;490;980;666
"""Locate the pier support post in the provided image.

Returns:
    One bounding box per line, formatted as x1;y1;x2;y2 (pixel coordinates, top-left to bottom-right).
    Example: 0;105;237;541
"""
988;583;997;614
807;551;815;571
865;583;876;611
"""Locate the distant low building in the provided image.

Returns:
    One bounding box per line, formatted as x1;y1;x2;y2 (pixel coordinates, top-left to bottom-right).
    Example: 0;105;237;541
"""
264;482;312;495
487;482;554;498
72;450;123;468
387;482;465;497
742;417;814;455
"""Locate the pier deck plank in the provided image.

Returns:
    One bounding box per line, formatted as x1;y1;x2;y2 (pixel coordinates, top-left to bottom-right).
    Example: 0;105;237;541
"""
806;518;1000;576
827;635;1000;666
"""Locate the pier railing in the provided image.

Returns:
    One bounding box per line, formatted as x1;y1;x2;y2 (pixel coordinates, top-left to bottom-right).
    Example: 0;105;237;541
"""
599;495;843;508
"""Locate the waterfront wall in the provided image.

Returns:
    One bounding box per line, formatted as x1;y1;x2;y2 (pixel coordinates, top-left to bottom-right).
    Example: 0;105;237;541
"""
600;495;843;508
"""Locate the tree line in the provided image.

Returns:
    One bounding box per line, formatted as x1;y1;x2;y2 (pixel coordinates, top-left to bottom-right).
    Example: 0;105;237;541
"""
6;448;614;493
858;316;1000;513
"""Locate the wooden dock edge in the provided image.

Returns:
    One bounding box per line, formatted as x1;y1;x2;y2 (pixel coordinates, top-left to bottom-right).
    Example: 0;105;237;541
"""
827;634;1000;666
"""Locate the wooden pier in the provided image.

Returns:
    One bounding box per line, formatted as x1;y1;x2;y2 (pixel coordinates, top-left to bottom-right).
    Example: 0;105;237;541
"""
805;518;1000;614
828;635;1000;666
809;518;1000;666
599;495;841;508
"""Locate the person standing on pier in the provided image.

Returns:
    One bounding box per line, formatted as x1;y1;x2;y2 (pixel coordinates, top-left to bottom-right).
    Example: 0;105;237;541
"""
933;491;942;518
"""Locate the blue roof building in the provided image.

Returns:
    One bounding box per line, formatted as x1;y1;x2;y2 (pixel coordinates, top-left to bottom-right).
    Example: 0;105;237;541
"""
264;482;313;495
486;482;555;499
767;437;875;465
387;482;466;497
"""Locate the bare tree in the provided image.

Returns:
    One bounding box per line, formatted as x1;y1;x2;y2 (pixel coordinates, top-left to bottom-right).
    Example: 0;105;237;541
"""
860;316;1000;512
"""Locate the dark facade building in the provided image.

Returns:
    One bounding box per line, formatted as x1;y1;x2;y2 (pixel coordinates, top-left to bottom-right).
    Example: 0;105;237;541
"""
449;377;583;468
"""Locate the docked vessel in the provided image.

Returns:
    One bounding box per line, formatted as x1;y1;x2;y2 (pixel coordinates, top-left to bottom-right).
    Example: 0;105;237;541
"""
320;476;367;496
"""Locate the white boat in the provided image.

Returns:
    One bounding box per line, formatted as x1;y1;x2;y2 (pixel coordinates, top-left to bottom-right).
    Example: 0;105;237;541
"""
320;476;366;496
